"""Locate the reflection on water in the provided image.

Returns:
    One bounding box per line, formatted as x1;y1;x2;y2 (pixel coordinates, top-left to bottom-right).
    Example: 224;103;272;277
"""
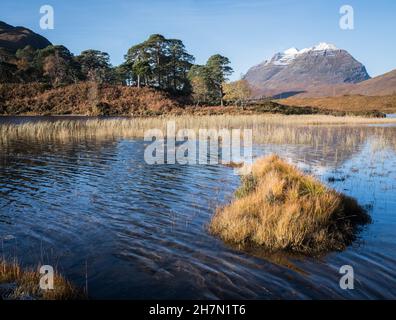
0;119;396;299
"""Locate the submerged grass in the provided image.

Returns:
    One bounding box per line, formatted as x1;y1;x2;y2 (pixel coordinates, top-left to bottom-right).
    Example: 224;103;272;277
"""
0;259;84;300
209;155;371;255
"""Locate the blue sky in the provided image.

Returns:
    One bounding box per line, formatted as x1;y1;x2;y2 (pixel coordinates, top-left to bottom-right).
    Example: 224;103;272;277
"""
1;0;395;80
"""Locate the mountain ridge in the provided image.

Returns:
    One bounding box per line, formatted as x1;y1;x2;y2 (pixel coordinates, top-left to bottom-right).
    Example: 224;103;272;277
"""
244;42;371;98
0;20;52;53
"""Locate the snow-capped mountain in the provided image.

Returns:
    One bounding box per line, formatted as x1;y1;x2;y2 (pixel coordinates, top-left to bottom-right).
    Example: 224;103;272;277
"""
244;42;370;98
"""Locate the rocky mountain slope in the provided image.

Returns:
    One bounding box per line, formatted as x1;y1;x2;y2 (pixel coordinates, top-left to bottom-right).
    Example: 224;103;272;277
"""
244;43;371;98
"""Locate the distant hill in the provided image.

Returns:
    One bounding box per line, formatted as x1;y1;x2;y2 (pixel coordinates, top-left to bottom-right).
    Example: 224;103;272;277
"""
244;43;371;98
276;69;396;98
0;21;51;53
349;69;396;96
279;94;396;114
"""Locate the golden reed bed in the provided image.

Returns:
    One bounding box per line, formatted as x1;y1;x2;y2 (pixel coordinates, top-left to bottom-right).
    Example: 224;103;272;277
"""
1;114;396;140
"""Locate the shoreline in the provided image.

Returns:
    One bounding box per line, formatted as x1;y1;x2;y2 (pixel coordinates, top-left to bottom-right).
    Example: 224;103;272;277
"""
2;113;396;123
0;108;391;119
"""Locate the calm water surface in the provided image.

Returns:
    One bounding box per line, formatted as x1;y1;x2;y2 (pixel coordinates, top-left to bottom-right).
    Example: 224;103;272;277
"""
0;117;395;299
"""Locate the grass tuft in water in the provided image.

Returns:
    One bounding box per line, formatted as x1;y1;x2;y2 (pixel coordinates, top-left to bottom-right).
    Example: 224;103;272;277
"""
209;154;371;255
0;259;85;300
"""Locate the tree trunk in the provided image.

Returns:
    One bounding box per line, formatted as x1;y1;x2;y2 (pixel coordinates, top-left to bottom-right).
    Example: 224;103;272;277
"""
137;74;141;88
220;86;224;107
173;61;177;91
157;49;161;87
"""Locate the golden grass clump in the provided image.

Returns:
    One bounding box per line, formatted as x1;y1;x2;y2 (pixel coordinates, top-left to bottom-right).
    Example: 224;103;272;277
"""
209;155;371;254
0;259;84;300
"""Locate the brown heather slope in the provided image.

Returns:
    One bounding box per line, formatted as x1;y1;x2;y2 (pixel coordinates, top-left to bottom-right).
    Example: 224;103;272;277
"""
0;82;389;117
279;95;396;114
350;69;396;96
0;82;180;116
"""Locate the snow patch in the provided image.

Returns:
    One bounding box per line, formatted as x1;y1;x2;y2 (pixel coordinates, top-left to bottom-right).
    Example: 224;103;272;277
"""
312;42;338;51
267;42;339;66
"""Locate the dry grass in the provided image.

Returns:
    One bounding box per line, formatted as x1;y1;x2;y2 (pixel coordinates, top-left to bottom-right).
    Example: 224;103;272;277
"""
1;114;396;142
0;259;84;300
209;155;371;254
2;115;396;167
280;95;396;113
